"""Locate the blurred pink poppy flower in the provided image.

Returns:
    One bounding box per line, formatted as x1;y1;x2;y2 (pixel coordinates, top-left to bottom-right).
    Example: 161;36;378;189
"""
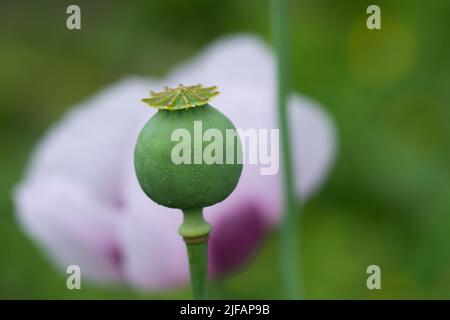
14;35;336;290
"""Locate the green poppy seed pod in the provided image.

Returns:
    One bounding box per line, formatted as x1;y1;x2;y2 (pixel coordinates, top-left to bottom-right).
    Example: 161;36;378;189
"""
134;85;243;211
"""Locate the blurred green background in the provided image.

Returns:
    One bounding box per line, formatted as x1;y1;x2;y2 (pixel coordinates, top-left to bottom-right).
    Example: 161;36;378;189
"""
1;0;450;299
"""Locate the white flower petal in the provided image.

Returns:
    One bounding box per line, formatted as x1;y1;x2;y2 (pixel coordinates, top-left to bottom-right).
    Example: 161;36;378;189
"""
117;208;189;290
289;95;337;200
26;77;157;204
14;176;122;283
167;35;275;92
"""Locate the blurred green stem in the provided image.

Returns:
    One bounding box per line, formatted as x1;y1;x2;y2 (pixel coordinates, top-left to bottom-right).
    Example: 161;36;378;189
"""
271;0;302;299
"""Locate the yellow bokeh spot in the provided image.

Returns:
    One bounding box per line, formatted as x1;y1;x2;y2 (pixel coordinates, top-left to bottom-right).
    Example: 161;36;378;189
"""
346;16;416;87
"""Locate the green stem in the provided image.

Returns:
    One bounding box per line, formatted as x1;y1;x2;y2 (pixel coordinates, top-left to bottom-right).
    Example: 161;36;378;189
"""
271;0;302;299
186;241;209;300
180;208;211;300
